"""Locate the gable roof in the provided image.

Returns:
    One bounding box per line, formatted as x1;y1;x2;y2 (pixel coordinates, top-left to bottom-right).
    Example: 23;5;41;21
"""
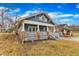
20;13;55;25
24;13;52;20
17;13;55;28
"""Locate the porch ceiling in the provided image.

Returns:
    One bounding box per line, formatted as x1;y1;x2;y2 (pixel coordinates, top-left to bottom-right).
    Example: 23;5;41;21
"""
23;20;54;27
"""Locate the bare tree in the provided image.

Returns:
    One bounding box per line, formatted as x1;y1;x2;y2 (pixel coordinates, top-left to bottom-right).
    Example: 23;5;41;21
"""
14;8;20;34
0;7;9;32
0;7;20;32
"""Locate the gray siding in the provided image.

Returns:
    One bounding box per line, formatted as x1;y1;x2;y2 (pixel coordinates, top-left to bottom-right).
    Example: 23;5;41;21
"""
25;32;36;41
26;15;50;24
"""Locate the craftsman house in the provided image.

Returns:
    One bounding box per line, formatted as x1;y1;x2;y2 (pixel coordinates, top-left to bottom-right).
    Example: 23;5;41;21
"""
17;13;55;42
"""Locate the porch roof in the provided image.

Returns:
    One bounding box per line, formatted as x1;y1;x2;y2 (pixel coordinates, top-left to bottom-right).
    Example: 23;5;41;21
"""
23;20;54;27
63;28;72;31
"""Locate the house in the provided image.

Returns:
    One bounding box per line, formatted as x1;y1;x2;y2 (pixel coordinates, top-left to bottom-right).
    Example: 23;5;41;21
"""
17;13;55;44
63;27;73;37
57;24;73;37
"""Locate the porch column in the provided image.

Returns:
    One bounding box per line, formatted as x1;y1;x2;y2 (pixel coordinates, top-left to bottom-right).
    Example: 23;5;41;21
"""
19;23;25;45
47;26;49;31
47;26;50;39
36;25;40;40
37;25;39;31
22;23;25;31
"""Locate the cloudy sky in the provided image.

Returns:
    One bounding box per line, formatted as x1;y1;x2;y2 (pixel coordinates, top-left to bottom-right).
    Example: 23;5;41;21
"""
0;3;79;26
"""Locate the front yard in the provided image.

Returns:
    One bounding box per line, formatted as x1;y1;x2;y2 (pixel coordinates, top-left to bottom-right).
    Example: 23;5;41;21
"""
0;32;79;56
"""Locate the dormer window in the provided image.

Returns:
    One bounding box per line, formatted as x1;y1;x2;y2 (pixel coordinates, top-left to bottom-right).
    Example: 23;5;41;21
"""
40;15;48;22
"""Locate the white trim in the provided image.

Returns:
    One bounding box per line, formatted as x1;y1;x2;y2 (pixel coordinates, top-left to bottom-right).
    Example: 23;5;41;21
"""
37;25;39;31
28;26;37;32
47;26;49;31
23;20;54;27
21;23;25;31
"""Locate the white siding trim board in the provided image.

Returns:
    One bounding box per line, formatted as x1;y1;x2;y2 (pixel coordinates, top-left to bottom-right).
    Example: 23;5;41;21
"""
23;20;54;27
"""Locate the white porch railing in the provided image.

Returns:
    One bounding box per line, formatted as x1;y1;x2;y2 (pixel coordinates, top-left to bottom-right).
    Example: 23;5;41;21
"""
25;32;36;41
39;31;48;39
24;31;48;41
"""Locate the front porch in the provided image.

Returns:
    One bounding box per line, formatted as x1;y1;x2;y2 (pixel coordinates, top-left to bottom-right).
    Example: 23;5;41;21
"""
23;22;55;41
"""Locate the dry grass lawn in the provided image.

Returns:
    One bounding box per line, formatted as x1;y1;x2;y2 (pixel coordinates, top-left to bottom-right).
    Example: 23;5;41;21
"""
0;33;79;56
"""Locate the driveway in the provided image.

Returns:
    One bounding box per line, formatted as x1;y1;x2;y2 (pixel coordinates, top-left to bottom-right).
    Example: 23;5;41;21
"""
59;37;79;42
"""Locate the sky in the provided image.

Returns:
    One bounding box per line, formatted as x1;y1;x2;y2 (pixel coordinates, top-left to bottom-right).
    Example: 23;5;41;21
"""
0;3;79;26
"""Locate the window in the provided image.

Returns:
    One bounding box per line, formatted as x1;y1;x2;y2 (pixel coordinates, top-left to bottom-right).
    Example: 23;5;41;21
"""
40;16;48;22
24;24;37;32
44;17;48;22
39;26;47;31
28;26;37;32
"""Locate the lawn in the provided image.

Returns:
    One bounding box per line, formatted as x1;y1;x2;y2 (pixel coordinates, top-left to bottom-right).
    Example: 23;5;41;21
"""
74;32;79;37
0;33;79;56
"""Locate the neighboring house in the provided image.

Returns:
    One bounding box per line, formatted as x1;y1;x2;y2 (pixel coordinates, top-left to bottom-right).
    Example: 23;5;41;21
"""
57;24;73;36
63;25;73;36
17;13;55;43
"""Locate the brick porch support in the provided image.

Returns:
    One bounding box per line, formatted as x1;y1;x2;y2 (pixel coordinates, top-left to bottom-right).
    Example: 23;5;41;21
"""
36;25;40;40
47;26;50;39
19;31;25;45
